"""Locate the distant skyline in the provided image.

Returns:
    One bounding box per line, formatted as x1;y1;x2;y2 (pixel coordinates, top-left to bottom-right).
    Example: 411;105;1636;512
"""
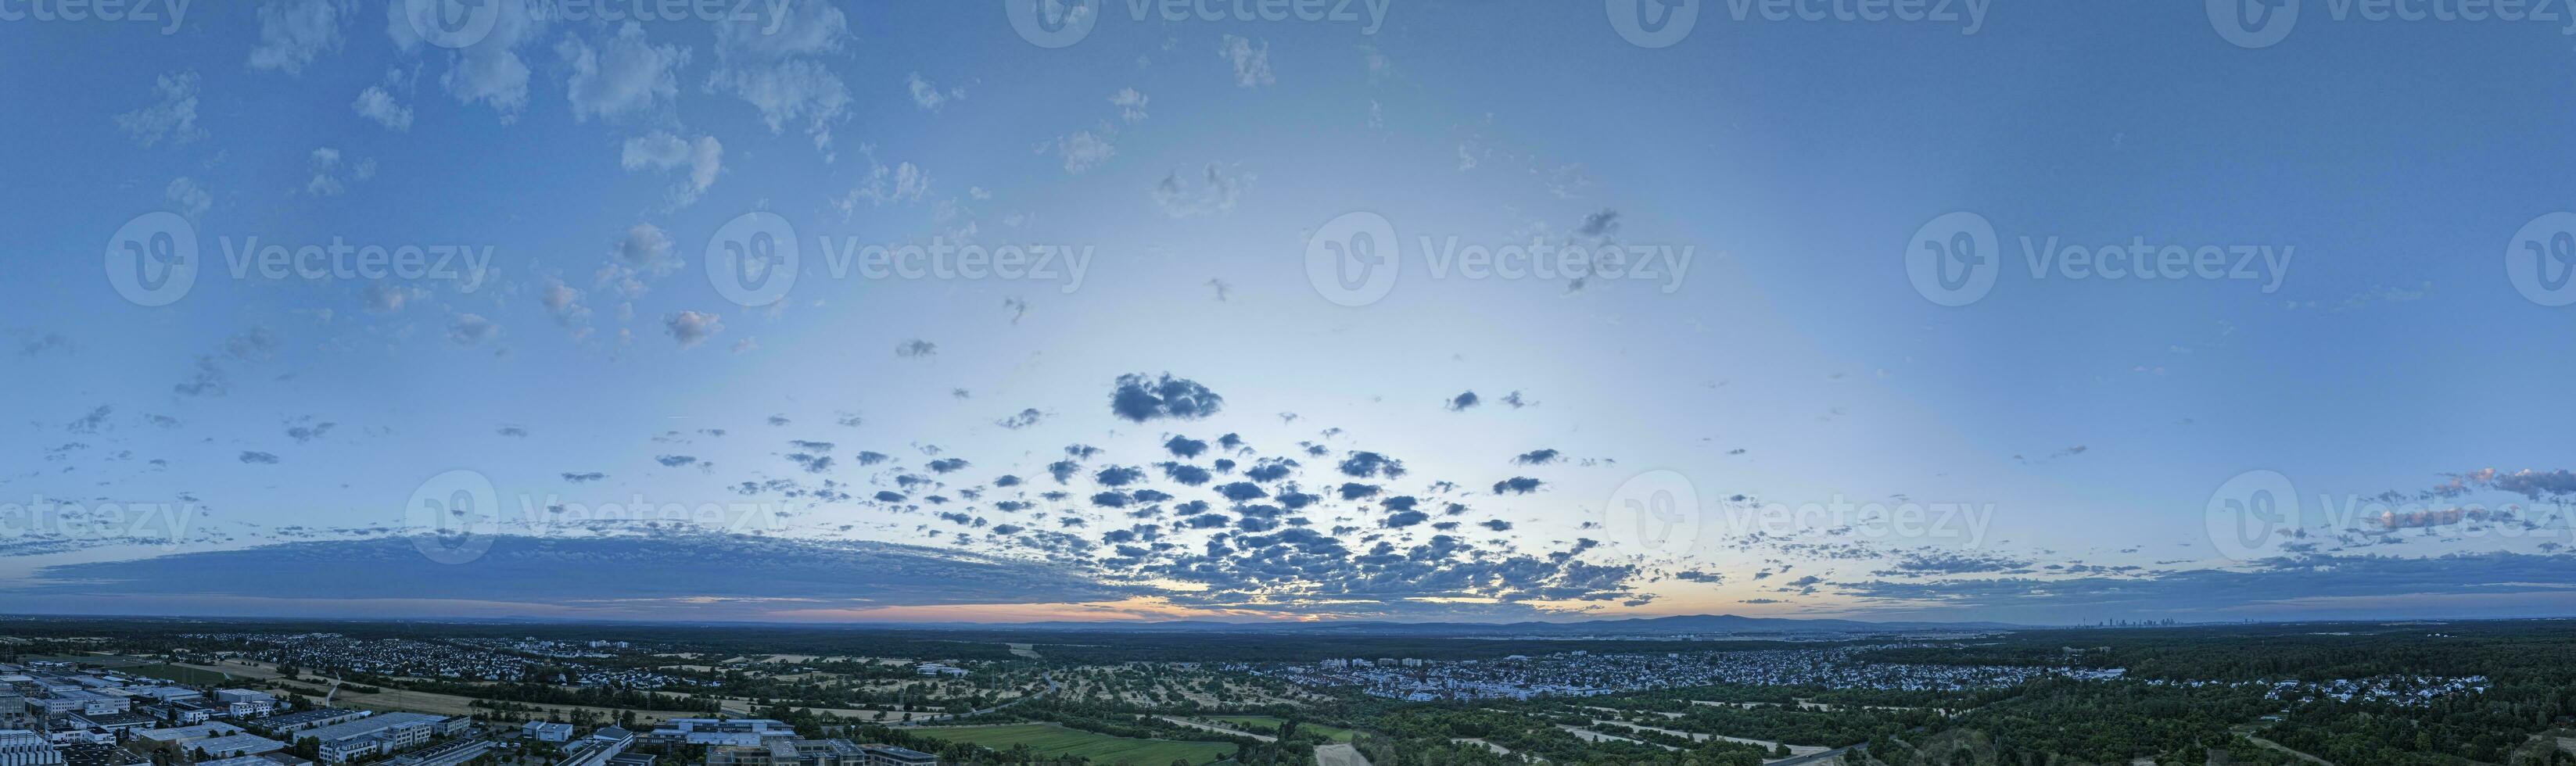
5;1;2576;625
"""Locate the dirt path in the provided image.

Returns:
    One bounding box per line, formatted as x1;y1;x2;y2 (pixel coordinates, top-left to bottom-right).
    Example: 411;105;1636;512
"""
1594;718;1828;757
1314;743;1372;766
1157;716;1276;743
2241;733;2338;766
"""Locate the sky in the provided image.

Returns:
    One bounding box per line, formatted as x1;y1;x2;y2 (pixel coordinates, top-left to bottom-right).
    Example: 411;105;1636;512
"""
4;0;2576;625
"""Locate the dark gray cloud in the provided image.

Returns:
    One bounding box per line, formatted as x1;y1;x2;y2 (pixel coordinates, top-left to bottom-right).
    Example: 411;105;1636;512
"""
10;534;1139;613
1110;373;1224;423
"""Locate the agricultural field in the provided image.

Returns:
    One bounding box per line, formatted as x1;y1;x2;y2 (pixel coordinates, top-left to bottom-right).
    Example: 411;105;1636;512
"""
130;663;236;685
910;723;1236;765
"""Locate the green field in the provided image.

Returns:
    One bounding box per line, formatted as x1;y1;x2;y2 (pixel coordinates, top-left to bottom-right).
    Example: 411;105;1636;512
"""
1208;715;1357;743
913;723;1236;765
131;663;235;685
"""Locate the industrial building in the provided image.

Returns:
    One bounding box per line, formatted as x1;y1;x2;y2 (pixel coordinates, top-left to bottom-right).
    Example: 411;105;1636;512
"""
189;735;288;759
853;746;936;766
642;719;794;747
0;731;61;766
297;712;461;763
379;736;495;766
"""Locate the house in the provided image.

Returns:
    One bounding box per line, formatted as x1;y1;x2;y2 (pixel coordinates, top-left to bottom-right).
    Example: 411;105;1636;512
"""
522;721;574;743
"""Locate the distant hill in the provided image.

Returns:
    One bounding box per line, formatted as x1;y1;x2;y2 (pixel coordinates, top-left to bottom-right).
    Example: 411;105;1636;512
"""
888;614;2029;636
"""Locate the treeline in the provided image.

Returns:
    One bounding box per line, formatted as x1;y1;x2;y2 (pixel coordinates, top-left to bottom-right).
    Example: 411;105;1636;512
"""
387;678;699;711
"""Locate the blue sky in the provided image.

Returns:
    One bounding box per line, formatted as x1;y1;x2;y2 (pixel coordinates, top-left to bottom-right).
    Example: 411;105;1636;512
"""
4;0;2576;625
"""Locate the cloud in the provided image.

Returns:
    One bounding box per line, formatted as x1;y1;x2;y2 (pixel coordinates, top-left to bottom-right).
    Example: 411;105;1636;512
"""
116;71;204;147
838;148;930;211
539;277;590;334
1446;391;1479;411
1218;35;1275;88
708;0;852;156
447;313;499;346
389;0;546;120
1110;88;1149;123
996;409;1046;430
364;282;422;313
305;148;360;196
238;451;281;464
895;339;937;358
351;85;414;131
1336;452;1406;478
67;406;113;435
1110;374;1225;423
616;222;679;275
248;0;350;75
621;132;724;208
558;22;689;122
10;534;1141;616
907;72;965;110
165;177;213;220
284;421;335;444
1042;130;1115;174
1150;163;1251;218
664;311;723;348
1834;552;2576;621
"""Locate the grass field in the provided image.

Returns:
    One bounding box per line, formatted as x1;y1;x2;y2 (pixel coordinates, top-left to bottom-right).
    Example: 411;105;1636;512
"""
913;723;1236;765
132;663;236;685
1207;715;1357;743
